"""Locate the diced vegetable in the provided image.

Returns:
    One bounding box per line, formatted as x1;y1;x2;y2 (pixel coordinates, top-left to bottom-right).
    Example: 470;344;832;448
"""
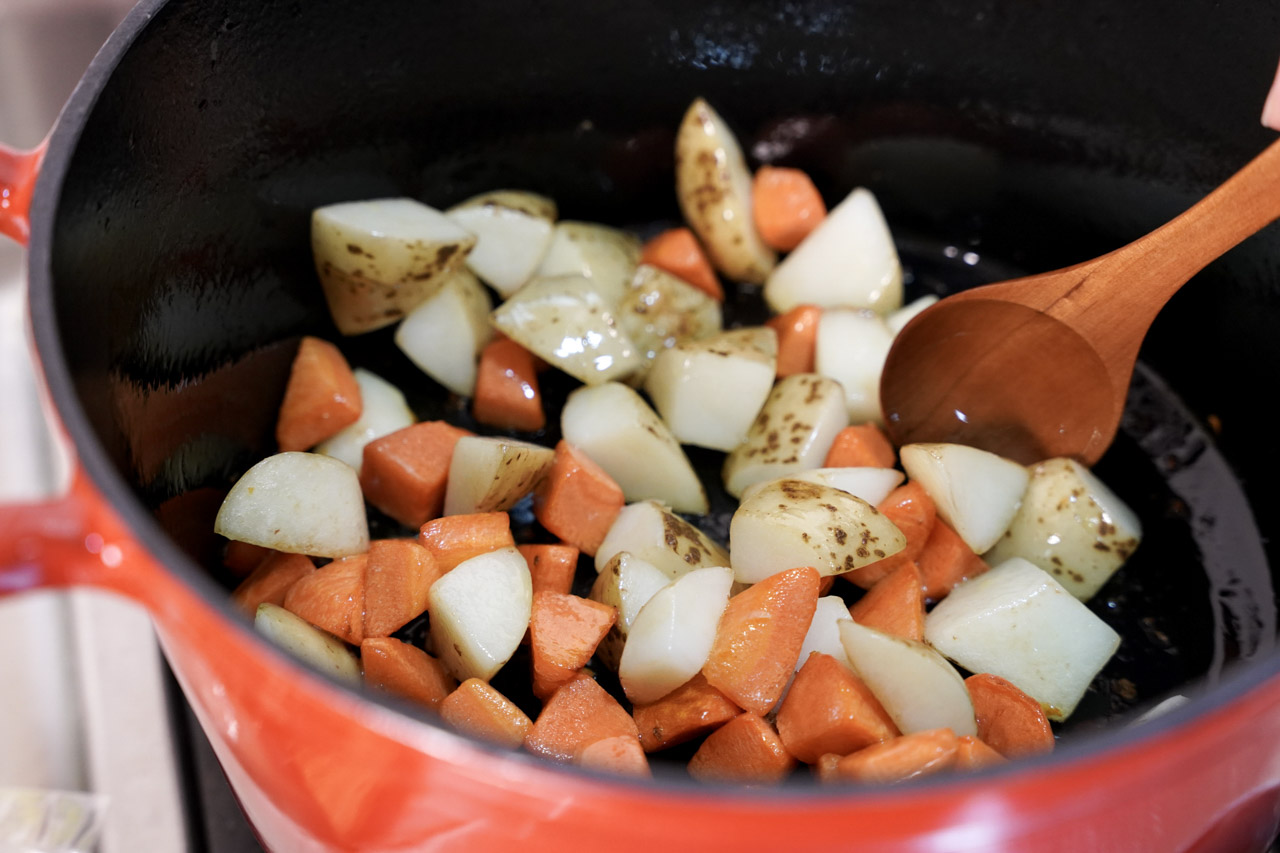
617;264;723;378
740;466;903;508
443;436;555;516
439;678;532;749
916;519;990;600
254;603;361;685
824;424;897;469
363;538;440;638
751;165;827;252
472;338;545;432
282;553;367;645
776;652;898;763
954;735;1008;771
360;421;472;528
525;675;640;763
639;227;723;301
575;735;651;777
816;728;959;785
848;482;937;590
518;543;580;597
231;552;315;617
687;712;796;784
631;673;741;753
814;308;895;424
276;336;362;452
795;597;859;673
314;368;414;474
418;512;515;573
361;637;457;708
529;591;616;699
445;190;556;296
594;500;729;580
965;672;1056;758
427;546;533;681
532;440;626;557
765;304;822;378
589;550;673;670
394;269;494;397
535;221;641;306
848;562;925;641
900;443;1030;554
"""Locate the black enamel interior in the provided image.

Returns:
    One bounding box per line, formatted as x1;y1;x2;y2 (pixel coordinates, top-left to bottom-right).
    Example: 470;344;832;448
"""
27;0;1280;779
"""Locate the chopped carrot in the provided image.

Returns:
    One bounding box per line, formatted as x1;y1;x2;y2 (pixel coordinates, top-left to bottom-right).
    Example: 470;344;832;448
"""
823;424;897;469
439;678;532;749
751;165;827;252
702;567;820;715
525;675;640;763
575;735;651;778
917;519;989;600
518;543;580;596
848;562;925;641
818;728;959;785
418;512;515;572
687;712;796;784
224;540;272;577
231;551;315;616
281;553;366;645
361;637;456;708
360;421;473;528
848;482;937;590
532;440;625;557
473;338;545;432
776;652;899;764
965;673;1055;759
765;304;821;377
529;592;617;699
954;735;1009;771
639;227;723;301
631;672;741;753
817;575;835;597
363;539;443;638
276;336;362;451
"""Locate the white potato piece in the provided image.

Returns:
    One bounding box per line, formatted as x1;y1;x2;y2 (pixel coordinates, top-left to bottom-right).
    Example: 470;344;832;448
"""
722;373;849;498
215;452;368;558
535;221;640;306
925;557;1121;721
428;547;533;682
254;603;361;684
594;500;729;579
799;597;857;671
675;98;776;284
984;458;1142;601
562;383;708;514
740;467;903;507
764;187;902;315
839;619;977;737
312;198;476;334
619;566;733;704
394;269;494;396
887;294;939;335
618;264;723;378
491;274;642;385
729;479;906;583
589;551;673;669
645;327;777;451
443;436;555;516
314;369;415;474
814;308;895;424
901;443;1030;554
446;190;556;296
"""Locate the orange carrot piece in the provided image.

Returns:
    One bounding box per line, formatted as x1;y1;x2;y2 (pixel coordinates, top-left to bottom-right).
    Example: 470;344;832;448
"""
765;304;822;378
702;567;820;715
639;227;723;301
224;540;272;577
418;512;515;572
282;553;366;645
751;166;827;252
276;336;362;451
529;592;617;700
776;652;899;764
361;637;456;708
955;735;1009;771
473;338;545;432
439;678;532;750
817;575;836;597
965;673;1055;759
231;551;315;616
848;482;937;590
917;519;989;600
687;712;796;784
823;424;897;469
532;440;625;557
518;543;580;596
820;728;959;785
360;421;473;528
848;562;925;641
525;675;641;763
575;735;651;778
632;672;741;753
363;539;443;638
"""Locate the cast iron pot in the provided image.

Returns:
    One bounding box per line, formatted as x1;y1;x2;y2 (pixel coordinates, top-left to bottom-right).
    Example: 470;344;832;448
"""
3;0;1280;850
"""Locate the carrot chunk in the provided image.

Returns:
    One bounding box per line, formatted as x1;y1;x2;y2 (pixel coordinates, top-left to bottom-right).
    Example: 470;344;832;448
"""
639;227;723;301
688;712;796;784
525;675;640;763
776;652;899;764
361;637;456;708
231;551;315;616
965;673;1055;759
418;512;515;572
917;519;989;600
360;421;472;528
751;165;827;252
276;336;362;451
473;338;545;432
848;562;925;641
518;543;580;596
632;672;741;753
702;567;820;715
765;304;821;378
575;735;651;778
529;592;617;700
282;553;366;645
532;440;625;557
848;482;937;590
439;678;532;749
823;424;897;469
363;539;442;638
955;735;1009;771
224;540;272;577
818;728;959;785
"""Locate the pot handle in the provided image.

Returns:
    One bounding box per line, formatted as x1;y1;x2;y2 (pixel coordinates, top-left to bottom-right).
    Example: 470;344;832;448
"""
0;141;45;246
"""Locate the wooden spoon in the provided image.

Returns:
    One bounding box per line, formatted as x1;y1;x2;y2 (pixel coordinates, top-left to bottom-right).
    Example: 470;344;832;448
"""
879;136;1280;466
